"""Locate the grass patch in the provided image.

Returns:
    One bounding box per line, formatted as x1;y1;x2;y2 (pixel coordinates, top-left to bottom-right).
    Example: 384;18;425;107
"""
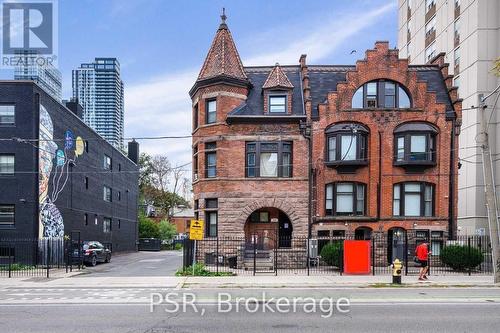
176;263;234;277
0;263;36;271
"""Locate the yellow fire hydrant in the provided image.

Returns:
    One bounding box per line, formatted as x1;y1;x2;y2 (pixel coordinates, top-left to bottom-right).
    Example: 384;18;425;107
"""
392;259;403;284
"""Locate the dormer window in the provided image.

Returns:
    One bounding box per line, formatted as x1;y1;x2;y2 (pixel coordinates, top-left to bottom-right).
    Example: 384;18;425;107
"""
352;80;412;109
269;94;287;113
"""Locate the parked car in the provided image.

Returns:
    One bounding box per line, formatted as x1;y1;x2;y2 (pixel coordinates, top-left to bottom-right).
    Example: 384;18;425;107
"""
82;241;111;266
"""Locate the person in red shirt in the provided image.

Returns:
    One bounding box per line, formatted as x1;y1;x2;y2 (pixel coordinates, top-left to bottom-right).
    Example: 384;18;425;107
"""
415;242;431;281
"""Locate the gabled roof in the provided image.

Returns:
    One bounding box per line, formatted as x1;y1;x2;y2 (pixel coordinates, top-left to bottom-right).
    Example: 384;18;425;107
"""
196;16;247;81
262;63;294;89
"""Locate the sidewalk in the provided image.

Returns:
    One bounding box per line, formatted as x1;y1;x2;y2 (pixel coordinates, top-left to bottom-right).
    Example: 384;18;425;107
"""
0;273;496;289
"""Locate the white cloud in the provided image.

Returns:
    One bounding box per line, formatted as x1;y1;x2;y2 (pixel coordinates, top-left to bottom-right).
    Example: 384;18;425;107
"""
124;1;396;175
244;2;396;65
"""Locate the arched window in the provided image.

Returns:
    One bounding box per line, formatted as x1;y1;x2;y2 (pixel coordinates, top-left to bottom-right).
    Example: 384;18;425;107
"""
355;227;372;240
352;80;412;109
325;123;368;165
394;122;437;166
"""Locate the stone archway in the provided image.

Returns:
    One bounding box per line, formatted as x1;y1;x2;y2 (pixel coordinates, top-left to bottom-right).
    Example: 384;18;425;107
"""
236;198;303;236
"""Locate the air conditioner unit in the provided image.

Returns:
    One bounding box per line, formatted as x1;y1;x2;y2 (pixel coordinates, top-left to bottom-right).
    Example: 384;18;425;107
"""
366;97;377;108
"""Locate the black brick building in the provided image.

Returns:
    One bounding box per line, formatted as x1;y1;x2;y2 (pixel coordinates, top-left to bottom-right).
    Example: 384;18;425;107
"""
0;81;138;252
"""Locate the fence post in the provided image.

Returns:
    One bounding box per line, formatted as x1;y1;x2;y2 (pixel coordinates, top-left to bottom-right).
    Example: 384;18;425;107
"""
340;243;343;276
8;241;12;278
468;237;472;276
274;237;278;276
65;239;69;274
404;232;409;276
372;237;375;276
46;239;50;279
307;238;310;276
253;234;256;276
216;236;219;274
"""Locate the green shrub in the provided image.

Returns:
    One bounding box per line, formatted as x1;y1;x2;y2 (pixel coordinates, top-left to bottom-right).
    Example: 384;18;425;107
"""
175;263;233;276
174;243;183;251
159;219;177;241
138;214;160;239
320;241;343;267
440;245;483;271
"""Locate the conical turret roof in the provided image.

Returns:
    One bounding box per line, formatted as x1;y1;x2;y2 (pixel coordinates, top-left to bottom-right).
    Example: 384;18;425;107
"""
197;10;247;81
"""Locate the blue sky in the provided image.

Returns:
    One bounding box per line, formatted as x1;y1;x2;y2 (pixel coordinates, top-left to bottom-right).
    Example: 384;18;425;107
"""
2;0;399;169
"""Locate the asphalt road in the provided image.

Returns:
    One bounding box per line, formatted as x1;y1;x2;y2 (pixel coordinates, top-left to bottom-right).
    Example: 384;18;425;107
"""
1;287;500;332
76;250;183;277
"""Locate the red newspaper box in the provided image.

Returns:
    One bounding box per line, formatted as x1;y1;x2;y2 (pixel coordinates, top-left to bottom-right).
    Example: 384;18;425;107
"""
343;240;371;274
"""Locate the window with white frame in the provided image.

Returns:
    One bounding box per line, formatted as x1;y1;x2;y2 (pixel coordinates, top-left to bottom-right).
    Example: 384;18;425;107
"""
0;155;14;175
0;205;15;226
425;16;436;37
103;186;112;202
425;42;436;62
269;95;287;113
0;105;15;125
103;217;112;233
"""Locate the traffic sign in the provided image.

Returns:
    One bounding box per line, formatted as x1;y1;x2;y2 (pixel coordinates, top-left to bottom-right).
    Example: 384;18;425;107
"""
190;219;204;240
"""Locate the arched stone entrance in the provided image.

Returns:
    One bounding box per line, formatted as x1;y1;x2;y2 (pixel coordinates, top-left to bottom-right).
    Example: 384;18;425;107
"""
244;207;293;248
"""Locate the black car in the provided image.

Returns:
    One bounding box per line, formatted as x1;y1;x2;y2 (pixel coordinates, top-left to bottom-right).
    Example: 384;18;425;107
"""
82;241;111;266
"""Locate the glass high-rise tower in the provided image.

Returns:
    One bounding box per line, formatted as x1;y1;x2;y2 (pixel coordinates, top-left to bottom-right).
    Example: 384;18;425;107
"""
14;51;62;102
72;58;124;149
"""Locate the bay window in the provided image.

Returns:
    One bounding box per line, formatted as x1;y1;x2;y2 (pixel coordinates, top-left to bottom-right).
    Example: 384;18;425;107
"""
393;182;434;217
325;182;366;216
325;123;368;164
394;122;437;165
246;141;292;178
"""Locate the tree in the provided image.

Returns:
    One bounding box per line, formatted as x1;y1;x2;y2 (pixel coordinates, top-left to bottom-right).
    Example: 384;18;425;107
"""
159;219;177;241
138;153;154;191
493;57;500;77
138;214;160;239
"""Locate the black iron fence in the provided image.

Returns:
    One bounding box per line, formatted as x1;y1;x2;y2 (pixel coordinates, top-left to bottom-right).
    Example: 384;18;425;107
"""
183;232;493;276
0;237;84;278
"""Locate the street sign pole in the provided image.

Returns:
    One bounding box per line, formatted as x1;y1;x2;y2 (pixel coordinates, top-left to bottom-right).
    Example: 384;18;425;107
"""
192;240;196;275
189;219;204;276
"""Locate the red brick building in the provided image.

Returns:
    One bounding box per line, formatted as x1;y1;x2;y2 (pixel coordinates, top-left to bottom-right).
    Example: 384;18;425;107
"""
190;15;461;249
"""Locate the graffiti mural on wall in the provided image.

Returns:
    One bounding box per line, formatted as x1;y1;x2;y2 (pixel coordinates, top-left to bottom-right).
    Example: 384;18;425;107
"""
39;105;86;238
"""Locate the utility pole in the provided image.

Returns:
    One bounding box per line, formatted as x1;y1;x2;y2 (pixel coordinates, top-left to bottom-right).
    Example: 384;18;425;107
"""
478;89;500;283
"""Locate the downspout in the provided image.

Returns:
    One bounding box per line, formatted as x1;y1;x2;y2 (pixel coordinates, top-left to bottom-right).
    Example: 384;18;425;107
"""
34;92;40;238
449;119;456;239
377;131;382;220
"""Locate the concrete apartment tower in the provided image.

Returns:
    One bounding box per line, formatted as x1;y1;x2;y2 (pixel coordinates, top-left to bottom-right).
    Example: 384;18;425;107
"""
72;58;125;149
398;0;500;234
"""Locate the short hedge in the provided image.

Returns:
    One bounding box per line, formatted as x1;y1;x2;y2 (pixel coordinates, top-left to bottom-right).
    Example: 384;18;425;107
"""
440;245;483;271
320;241;343;267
